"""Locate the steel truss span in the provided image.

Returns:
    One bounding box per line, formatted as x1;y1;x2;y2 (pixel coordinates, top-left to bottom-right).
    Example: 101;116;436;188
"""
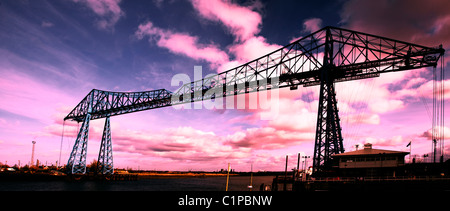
64;26;444;174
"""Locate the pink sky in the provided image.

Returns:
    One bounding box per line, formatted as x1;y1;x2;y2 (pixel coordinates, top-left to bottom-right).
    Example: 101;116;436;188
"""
0;0;449;172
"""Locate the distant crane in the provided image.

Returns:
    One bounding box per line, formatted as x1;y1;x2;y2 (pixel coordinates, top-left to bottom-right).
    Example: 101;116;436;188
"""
63;26;445;174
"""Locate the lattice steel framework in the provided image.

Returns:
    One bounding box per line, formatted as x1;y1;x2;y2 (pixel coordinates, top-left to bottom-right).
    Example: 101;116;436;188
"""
97;117;113;174
64;26;444;174
67;113;91;174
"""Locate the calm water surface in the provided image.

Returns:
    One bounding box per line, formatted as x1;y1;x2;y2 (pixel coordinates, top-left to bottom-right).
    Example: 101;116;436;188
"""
0;176;274;191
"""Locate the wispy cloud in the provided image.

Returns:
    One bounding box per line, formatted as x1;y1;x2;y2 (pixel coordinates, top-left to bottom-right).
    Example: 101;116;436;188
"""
190;0;282;69
190;0;262;42
228;36;281;63
41;21;54;28
73;0;125;30
421;126;450;140
0;70;76;124
135;21;229;66
302;18;322;33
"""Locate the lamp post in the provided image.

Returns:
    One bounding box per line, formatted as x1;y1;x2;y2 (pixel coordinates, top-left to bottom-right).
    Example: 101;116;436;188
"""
301;155;310;181
302;156;310;172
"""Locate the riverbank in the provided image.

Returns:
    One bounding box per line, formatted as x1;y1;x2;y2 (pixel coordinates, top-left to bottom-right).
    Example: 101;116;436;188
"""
0;171;245;181
135;172;236;179
0;175;275;191
0;170;285;181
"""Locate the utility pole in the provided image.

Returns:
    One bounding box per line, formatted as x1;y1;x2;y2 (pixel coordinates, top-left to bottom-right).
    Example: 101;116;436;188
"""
225;163;230;191
297;153;300;177
433;139;437;163
284;155;288;191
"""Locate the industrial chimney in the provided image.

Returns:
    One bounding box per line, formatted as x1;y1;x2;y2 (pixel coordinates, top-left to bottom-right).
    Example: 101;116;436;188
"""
31;141;36;166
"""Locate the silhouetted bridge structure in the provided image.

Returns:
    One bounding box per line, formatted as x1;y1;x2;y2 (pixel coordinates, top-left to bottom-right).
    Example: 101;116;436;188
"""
63;26;445;175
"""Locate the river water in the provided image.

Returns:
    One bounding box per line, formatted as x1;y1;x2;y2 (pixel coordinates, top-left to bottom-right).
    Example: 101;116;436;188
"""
0;175;275;191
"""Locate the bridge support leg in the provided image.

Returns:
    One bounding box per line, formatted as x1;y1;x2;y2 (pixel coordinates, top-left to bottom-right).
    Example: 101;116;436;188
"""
312;79;344;172
67;114;91;174
97;116;114;175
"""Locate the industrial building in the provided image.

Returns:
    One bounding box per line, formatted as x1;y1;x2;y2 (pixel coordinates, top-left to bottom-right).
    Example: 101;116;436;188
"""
331;143;409;177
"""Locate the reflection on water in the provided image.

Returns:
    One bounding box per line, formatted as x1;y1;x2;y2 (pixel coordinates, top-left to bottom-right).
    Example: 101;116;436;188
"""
0;176;274;191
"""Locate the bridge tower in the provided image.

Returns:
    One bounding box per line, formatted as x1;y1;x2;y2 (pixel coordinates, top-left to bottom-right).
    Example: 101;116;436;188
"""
313;28;344;172
66;93;114;175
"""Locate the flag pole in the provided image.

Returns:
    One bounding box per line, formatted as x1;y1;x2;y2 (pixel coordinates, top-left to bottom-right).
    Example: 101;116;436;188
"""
410;142;412;163
409;140;412;163
406;141;412;163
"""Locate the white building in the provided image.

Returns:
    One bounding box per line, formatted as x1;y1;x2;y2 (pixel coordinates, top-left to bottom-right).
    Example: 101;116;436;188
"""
332;143;409;177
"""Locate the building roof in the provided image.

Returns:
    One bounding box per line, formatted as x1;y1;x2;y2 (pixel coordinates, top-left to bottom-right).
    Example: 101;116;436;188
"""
332;143;409;157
